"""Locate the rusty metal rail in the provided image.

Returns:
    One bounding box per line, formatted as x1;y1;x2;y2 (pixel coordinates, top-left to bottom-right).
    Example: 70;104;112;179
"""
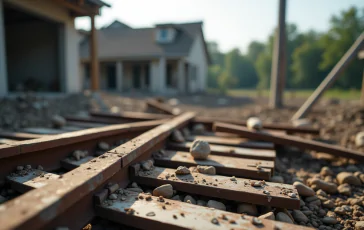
214;122;364;161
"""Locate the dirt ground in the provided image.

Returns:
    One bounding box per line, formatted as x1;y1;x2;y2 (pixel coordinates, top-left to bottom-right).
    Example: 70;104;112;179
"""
2;91;364;229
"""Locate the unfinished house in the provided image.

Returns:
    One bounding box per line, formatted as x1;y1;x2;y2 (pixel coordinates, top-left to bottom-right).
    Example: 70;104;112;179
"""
80;20;210;94
0;0;109;96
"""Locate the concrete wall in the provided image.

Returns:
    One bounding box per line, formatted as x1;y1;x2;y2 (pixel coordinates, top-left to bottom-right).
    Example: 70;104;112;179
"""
0;0;7;96
6;21;59;91
2;0;81;93
186;33;208;93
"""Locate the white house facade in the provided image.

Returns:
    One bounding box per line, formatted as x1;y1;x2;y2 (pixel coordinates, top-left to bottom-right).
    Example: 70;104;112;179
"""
0;0;109;96
79;21;210;94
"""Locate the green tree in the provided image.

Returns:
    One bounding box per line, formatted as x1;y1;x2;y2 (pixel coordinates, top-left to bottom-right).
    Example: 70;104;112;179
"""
207;65;222;88
247;41;265;63
319;6;364;89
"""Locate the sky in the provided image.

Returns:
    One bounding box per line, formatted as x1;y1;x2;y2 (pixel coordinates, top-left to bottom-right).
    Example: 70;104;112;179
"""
75;0;364;53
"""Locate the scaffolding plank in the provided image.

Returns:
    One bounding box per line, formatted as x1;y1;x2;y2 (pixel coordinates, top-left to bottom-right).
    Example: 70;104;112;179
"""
214;122;364;161
131;166;299;209
95;192;307;230
185;135;275;149
167;142;276;161
154;150;273;180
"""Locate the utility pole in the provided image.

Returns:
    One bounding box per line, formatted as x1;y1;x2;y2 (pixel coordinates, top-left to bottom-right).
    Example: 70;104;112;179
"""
269;0;287;108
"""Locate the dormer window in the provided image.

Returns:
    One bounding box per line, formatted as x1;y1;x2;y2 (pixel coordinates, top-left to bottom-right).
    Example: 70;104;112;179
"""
156;27;177;43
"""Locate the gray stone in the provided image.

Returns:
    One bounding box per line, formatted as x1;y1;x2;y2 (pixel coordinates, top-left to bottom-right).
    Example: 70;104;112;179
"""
184;195;196;204
190;140;210;159
247;117;262;130
337;183;352;196
259;212;275;220
171;130;185;143
292;210;309;223
141;160;154;171
294;181;315;197
109;194;118;200
322;200;335;209
196;165;216;175
276;212;293;224
237;203;258;216
153;184;173;198
175;166;190;175
270;176;284;183
322;216;337;225
171;195;181;201
320;167;334;177
197;200;207;206
126;188;143;193
207;200;226;211
192;124;205;134
309;178;338;194
51;115;66;128
98;142;110;151
337;172;361;185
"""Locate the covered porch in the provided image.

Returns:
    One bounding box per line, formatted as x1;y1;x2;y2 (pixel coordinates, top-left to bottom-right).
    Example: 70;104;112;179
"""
82;57;198;94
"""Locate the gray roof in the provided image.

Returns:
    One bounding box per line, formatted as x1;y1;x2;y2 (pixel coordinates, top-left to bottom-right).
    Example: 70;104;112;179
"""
80;21;209;61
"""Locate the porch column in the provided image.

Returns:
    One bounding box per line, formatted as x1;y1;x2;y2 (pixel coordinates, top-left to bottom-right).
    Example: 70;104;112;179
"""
0;0;8;96
177;59;186;93
116;61;123;91
90;15;99;91
158;57;166;93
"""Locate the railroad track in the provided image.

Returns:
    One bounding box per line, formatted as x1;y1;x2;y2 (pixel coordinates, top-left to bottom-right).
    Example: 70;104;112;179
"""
0;99;361;230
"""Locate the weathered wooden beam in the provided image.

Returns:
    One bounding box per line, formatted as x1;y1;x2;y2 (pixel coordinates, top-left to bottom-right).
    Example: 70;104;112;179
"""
90;15;100;91
292;32;364;120
213;122;364;162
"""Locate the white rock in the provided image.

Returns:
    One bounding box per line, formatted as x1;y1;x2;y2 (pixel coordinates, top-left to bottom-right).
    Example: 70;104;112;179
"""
337;172;361;185
309;178;338;194
293;181;315;197
175;166;190;175
207;200;226;211
320;166;333;177
153;184;173;198
190;140;210;159
247;117;262;130
196;165;216;175
141;160;154;171
337;183;352;196
355;132;364;147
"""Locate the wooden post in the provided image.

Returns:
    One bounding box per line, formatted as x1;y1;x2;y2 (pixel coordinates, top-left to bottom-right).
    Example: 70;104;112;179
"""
361;67;364;105
291;32;364;120
269;0;287;109
90;15;99;91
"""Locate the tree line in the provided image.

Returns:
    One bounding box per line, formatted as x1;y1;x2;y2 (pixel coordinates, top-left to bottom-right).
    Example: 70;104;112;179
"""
207;7;364;92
